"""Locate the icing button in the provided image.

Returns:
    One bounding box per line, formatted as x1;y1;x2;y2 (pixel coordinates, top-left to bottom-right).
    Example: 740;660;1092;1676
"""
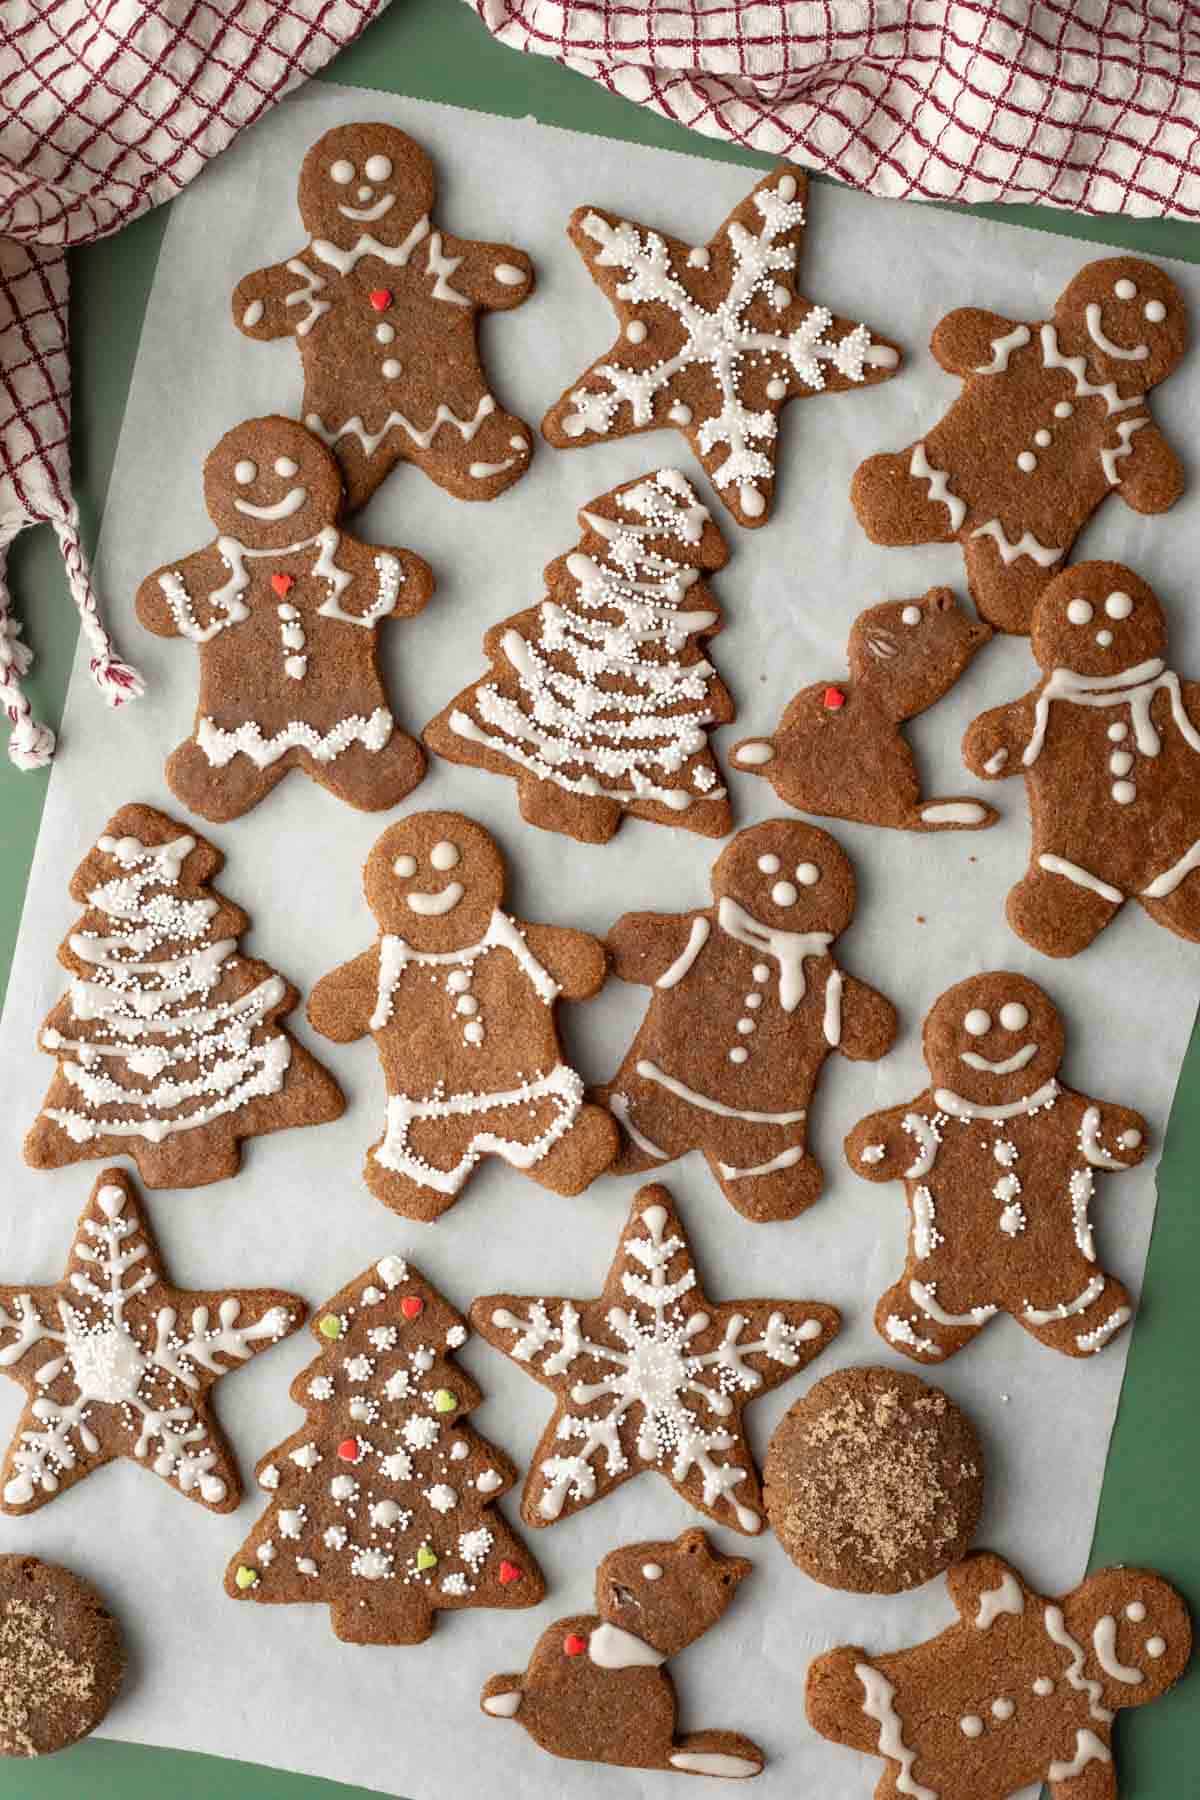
369;289;392;311
823;686;846;710
270;572;294;598
1111;780;1136;804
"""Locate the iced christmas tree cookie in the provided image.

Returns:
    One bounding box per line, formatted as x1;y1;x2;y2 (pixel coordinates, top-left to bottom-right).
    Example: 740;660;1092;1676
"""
136;417;435;821
307;811;617;1220
226;1253;543;1645
472;1182;839;1534
543;164;901;528
852;257;1187;634
846;972;1146;1364
233;122;534;512
25;803;344;1190
425;468;735;841
0;1169;303;1516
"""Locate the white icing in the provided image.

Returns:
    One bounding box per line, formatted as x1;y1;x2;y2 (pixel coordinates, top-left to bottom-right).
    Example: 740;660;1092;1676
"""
984;748;1009;773
1048;1728;1112;1782
1101;414;1149;483
971;519;1062;567
933;1080;1059;1122
493;262;526;286
960;1042;1037;1074
977;1569;1025;1627
587;1623;666;1669
608;1092;669;1161
1093;1615;1143;1683
823;968;843;1046
1039;324;1142;414
307;393;496;461
884;1315;940;1357
912;1187;941;1260
1080;1105;1136;1169
910;443;965;531
1044;1605;1114;1723
960;1713;983;1737
903;1111;940;1178
911;1281;998;1327
483;1690;522;1717
669;1752;759;1777
716;897;831;1012
854;1664;936;1800
1038;854;1124;904
197;709;392;769
406;882;464;917
283;258;329;336
716;1146;808;1181
642;1562;663;1579
920;801;987;824
241;299;264;328
1143;834;1200;898
1022;1274;1106;1325
1034;1676;1054;1695
1086;302;1148;361
657;917;710;988
992;1697;1015;1720
234;486;307;522
376;1065;584;1195
338;194;394;224
637;1059;806;1125
1146;1636;1166;1657
974;324;1031;373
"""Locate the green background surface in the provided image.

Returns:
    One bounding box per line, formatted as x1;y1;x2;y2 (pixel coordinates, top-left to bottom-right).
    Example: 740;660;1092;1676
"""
1;2;1197;1792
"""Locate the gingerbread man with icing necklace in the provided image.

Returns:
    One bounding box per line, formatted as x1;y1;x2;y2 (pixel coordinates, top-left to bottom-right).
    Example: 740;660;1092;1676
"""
964;562;1200;957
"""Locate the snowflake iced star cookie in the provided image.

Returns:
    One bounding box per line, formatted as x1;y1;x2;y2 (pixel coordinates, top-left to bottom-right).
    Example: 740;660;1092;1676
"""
845;971;1147;1364
471;1182;839;1534
226;1253;543;1645
424;468;736;842
543;165;902;528
0;1169;304;1517
806;1552;1191;1800
24;803;344;1190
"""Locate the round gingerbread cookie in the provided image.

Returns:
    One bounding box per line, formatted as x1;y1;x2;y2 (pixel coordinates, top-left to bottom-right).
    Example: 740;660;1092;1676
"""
763;1366;983;1593
0;1557;124;1756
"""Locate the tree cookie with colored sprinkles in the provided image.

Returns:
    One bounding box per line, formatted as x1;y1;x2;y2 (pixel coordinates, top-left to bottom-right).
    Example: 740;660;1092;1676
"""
0;1557;124;1757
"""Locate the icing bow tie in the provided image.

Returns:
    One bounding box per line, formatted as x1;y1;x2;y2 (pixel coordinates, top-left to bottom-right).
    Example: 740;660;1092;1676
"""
716;898;832;1013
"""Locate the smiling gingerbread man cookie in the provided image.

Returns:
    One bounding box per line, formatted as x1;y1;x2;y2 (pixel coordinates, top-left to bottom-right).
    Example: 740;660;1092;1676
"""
233;123;534;512
308;812;617;1220
852;258;1187;634
846;972;1147;1363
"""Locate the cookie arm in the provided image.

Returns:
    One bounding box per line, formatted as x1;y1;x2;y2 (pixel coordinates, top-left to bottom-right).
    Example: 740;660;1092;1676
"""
844;1100;930;1181
232;261;303;340
945;1552;1029;1626
931;309;1024;375
962;696;1036;780
307;948;380;1043
345;539;436;620
444;236;534;312
605;912;700;987
135;547;224;639
1114;421;1185;515
521;924;608;999
835;976;898;1063
1069;1091;1149;1173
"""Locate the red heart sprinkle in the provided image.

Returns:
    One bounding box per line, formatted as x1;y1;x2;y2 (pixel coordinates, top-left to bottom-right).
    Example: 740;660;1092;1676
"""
369;289;392;311
271;573;294;598
823;686;846;710
400;1295;423;1320
336;1438;361;1463
498;1561;522;1585
563;1634;587;1657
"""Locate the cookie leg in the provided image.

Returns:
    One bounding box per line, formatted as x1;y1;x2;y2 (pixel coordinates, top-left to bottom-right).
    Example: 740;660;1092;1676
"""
1018;1271;1134;1359
516;773;624;844
362;1136;466;1224
521;1103;618;1195
330;435;399;515
851;447;957;546
962;529;1060;636
593;1076;686;1174
874;1279;983;1363
1048;1757;1118;1800
165;738;288;823
706;1145;824;1223
668;1731;764;1778
1139;862;1200;943
306;733;426;813
1006;861;1122;957
418;405;533;503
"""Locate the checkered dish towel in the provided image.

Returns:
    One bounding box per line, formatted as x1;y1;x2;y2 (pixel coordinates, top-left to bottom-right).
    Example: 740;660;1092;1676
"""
469;1;1200;216
0;0;389;772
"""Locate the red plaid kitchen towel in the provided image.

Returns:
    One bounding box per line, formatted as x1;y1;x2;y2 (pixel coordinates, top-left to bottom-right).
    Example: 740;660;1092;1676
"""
468;1;1200;217
0;0;389;772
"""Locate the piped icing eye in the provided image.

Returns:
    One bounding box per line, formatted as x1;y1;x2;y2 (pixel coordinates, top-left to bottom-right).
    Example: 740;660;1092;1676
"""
1105;591;1133;619
1126;1602;1147;1622
393;854;416;877
234;459;256;484
796;862;819;886
757;853;781;874
1144;299;1166;323
1114;277;1138;300
274;457;299;478
430;840;460;871
771;881;798;906
1067;598;1093;624
330;159;355;184
364;154;393;182
999;1002;1029;1031
900;604;922;626
964;1008;991;1036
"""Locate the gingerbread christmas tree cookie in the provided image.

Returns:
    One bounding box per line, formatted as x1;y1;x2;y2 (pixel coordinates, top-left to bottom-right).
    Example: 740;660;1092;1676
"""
425;468;735;842
233;122;534;512
25;803;344;1189
0;1169;304;1516
543;164;901;528
472;1181;840;1534
226;1252;543;1645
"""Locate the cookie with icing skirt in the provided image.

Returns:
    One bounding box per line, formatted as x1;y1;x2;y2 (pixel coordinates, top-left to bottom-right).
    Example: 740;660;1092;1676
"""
482;1528;765;1778
307;812;617;1221
0;1168;304;1516
542;164;901;528
733;586;996;831
846;971;1147;1364
0;1557;124;1756
595;819;898;1221
136;417;435;822
852;256;1187;634
233;123;534;511
807;1551;1191;1800
964;561;1200;956
472;1182;839;1534
226;1253;544;1645
424;468;735;842
24;803;345;1190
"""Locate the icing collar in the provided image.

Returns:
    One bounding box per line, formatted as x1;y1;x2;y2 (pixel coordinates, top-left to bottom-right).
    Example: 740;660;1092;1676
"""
717;898;832;1012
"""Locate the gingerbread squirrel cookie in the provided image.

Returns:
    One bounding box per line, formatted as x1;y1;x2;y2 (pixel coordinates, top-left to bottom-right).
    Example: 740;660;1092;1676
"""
0;1168;304;1516
806;1551;1191;1800
543;164;901;528
425;468;735;842
0;1558;124;1757
852;256;1187;634
846;971;1146;1364
963;561;1200;956
233;123;534;512
595;818;897;1221
472;1181;839;1534
733;586;996;831
25;803;344;1190
307;811;617;1220
482;1528;764;1779
136;416;435;822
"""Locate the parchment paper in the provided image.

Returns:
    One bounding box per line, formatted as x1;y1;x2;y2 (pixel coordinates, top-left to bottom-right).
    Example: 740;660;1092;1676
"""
1;86;1198;1799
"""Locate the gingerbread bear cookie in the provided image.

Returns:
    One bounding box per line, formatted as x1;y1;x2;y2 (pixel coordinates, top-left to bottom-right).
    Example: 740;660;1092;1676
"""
233;123;534;512
807;1551;1191;1800
307;811;617;1220
482;1528;764;1779
543;164;901;528
136;417;435;822
963;561;1200;956
846;972;1146;1364
595;819;897;1221
472;1182;839;1534
425;468;736;842
733;587;996;832
852;256;1187;634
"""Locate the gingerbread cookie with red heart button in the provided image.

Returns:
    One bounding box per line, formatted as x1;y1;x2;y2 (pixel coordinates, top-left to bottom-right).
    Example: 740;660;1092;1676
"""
233;123;534;512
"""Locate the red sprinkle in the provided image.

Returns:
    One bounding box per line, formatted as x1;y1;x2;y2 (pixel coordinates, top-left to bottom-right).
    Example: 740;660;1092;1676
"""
400;1295;423;1321
498;1561;522;1585
563;1634;587;1657
369;288;392;311
270;573;294;598
336;1438;361;1463
823;686;846;711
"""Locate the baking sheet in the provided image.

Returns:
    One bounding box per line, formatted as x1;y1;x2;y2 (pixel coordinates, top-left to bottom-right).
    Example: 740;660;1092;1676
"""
2;85;1199;1799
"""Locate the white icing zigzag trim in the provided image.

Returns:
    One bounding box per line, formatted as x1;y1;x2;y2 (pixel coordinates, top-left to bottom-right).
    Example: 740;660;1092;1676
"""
197;708;393;769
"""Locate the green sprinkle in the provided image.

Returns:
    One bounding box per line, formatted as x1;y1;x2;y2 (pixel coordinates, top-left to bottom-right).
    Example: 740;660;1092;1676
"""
416;1545;438;1571
318;1314;342;1340
234;1566;259;1591
433;1388;457;1414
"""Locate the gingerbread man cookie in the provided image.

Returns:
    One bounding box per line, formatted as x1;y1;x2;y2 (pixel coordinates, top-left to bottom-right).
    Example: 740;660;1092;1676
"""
852;256;1187;634
543;164;901;528
733;586;996;832
234;123;534;511
964;561;1200;957
307;812;617;1220
807;1551;1191;1800
846;972;1146;1363
482;1528;764;1779
595;819;897;1221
